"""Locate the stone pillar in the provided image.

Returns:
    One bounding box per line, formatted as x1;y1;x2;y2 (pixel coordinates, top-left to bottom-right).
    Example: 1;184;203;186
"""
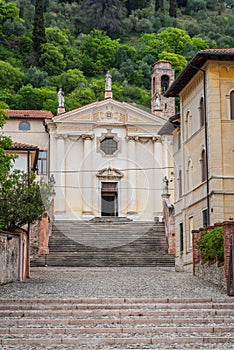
82;134;94;216
38;215;49;255
223;220;234;295
126;136;138;216
55;135;66;214
192;229;201;275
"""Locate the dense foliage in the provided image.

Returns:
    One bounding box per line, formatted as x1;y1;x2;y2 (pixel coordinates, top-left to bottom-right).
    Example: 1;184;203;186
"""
0;0;233;113
197;227;224;262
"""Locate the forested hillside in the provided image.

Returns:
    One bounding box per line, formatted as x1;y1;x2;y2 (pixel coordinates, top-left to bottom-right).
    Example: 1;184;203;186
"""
0;0;233;113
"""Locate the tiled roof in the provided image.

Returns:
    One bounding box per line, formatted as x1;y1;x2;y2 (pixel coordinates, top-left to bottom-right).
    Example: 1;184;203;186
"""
165;48;234;97
11;141;39;150
5;110;53;119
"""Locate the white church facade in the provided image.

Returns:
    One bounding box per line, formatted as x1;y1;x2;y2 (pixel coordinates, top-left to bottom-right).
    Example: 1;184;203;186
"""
47;61;175;221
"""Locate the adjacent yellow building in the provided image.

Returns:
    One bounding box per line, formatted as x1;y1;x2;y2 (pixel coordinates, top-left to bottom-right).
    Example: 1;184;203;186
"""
165;49;234;271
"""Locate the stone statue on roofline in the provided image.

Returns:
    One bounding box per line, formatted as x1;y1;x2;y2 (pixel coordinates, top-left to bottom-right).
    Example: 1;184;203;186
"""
105;71;112;91
58;88;65;107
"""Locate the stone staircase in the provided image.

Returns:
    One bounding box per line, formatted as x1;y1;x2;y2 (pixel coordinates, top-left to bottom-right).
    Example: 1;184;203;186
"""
0;297;234;349
31;219;175;267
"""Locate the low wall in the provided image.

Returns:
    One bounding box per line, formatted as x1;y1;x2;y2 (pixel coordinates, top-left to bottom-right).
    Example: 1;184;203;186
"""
193;221;234;295
0;230;28;285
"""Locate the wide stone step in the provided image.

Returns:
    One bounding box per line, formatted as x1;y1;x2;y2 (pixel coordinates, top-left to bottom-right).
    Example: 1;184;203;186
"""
1;298;233;348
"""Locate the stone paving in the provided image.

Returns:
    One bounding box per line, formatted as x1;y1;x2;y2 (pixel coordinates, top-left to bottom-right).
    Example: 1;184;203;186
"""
0;267;232;350
0;266;226;299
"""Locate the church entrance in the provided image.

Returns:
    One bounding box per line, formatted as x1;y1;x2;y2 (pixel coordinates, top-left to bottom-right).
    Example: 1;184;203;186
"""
101;182;118;216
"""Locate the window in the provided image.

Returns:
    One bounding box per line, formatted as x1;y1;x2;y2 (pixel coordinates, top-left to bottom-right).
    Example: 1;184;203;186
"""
161;75;169;93
187;160;192;191
178;169;182;198
100;138;118;155
19;121;30;130
178;131;181;150
179;223;184;252
201;149;207;182
189;216;194;248
199;97;205;127
37;151;47;175
202;209;208;227
231;90;234;120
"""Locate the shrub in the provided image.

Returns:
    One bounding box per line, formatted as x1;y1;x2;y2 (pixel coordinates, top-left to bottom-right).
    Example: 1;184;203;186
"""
197;226;224;262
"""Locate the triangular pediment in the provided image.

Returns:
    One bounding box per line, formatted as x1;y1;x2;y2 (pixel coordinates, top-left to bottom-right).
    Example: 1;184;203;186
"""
52;99;166;128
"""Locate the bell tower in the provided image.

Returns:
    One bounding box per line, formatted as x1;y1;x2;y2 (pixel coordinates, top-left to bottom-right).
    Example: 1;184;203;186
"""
151;60;175;119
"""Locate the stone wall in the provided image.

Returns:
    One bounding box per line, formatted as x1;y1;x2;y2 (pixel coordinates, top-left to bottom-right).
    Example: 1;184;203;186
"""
192;221;234;294
0;231;20;285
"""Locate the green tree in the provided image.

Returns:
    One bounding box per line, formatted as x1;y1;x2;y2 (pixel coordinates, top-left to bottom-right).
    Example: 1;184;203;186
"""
155;0;164;12
24;66;48;87
0;110;15;184
80;0;126;36
157;27;192;55
40;43;66;75
51;69;87;93
0;60;23;91
169;0;177;17
0;171;52;232
158;51;187;74
32;0;46;66
80;30;119;76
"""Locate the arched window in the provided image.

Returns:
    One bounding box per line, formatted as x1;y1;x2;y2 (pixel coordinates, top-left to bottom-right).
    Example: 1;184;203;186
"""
230;90;234;120
199;97;205;127
19;121;30;131
185;111;190;139
161;75;169;93
178;169;182;198
201;149;207;182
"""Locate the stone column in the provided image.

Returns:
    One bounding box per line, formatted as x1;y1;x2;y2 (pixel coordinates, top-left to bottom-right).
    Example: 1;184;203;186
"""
126;136;138;215
82;134;94;216
55;134;66;214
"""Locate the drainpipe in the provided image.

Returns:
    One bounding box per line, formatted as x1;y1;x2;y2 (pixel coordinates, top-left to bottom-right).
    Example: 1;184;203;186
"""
191;65;210;225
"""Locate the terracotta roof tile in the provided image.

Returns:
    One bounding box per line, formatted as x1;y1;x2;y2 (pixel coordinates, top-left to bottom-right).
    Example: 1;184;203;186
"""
11;141;39;149
5;110;53;119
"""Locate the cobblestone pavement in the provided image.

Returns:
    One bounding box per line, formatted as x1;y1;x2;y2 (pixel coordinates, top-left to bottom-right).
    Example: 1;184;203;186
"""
0;266;227;299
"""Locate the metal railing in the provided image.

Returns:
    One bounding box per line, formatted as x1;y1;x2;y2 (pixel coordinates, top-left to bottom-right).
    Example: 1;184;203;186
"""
227;236;234;296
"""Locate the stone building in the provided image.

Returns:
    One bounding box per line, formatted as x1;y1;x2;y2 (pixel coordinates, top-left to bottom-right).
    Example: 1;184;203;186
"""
164;48;234;271
47;62;175;221
2;110;53;176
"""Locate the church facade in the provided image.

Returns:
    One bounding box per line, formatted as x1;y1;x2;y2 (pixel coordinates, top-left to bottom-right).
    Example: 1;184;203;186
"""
47;61;175;221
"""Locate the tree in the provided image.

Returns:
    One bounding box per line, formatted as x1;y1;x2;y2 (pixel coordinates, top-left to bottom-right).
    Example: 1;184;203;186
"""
80;0;127;36
0;171;52;232
80;30;119;76
169;0;177;17
0;60;23;91
157;27;192;55
0;110;15;184
32;0;46;66
126;0;150;15
155;0;164;12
